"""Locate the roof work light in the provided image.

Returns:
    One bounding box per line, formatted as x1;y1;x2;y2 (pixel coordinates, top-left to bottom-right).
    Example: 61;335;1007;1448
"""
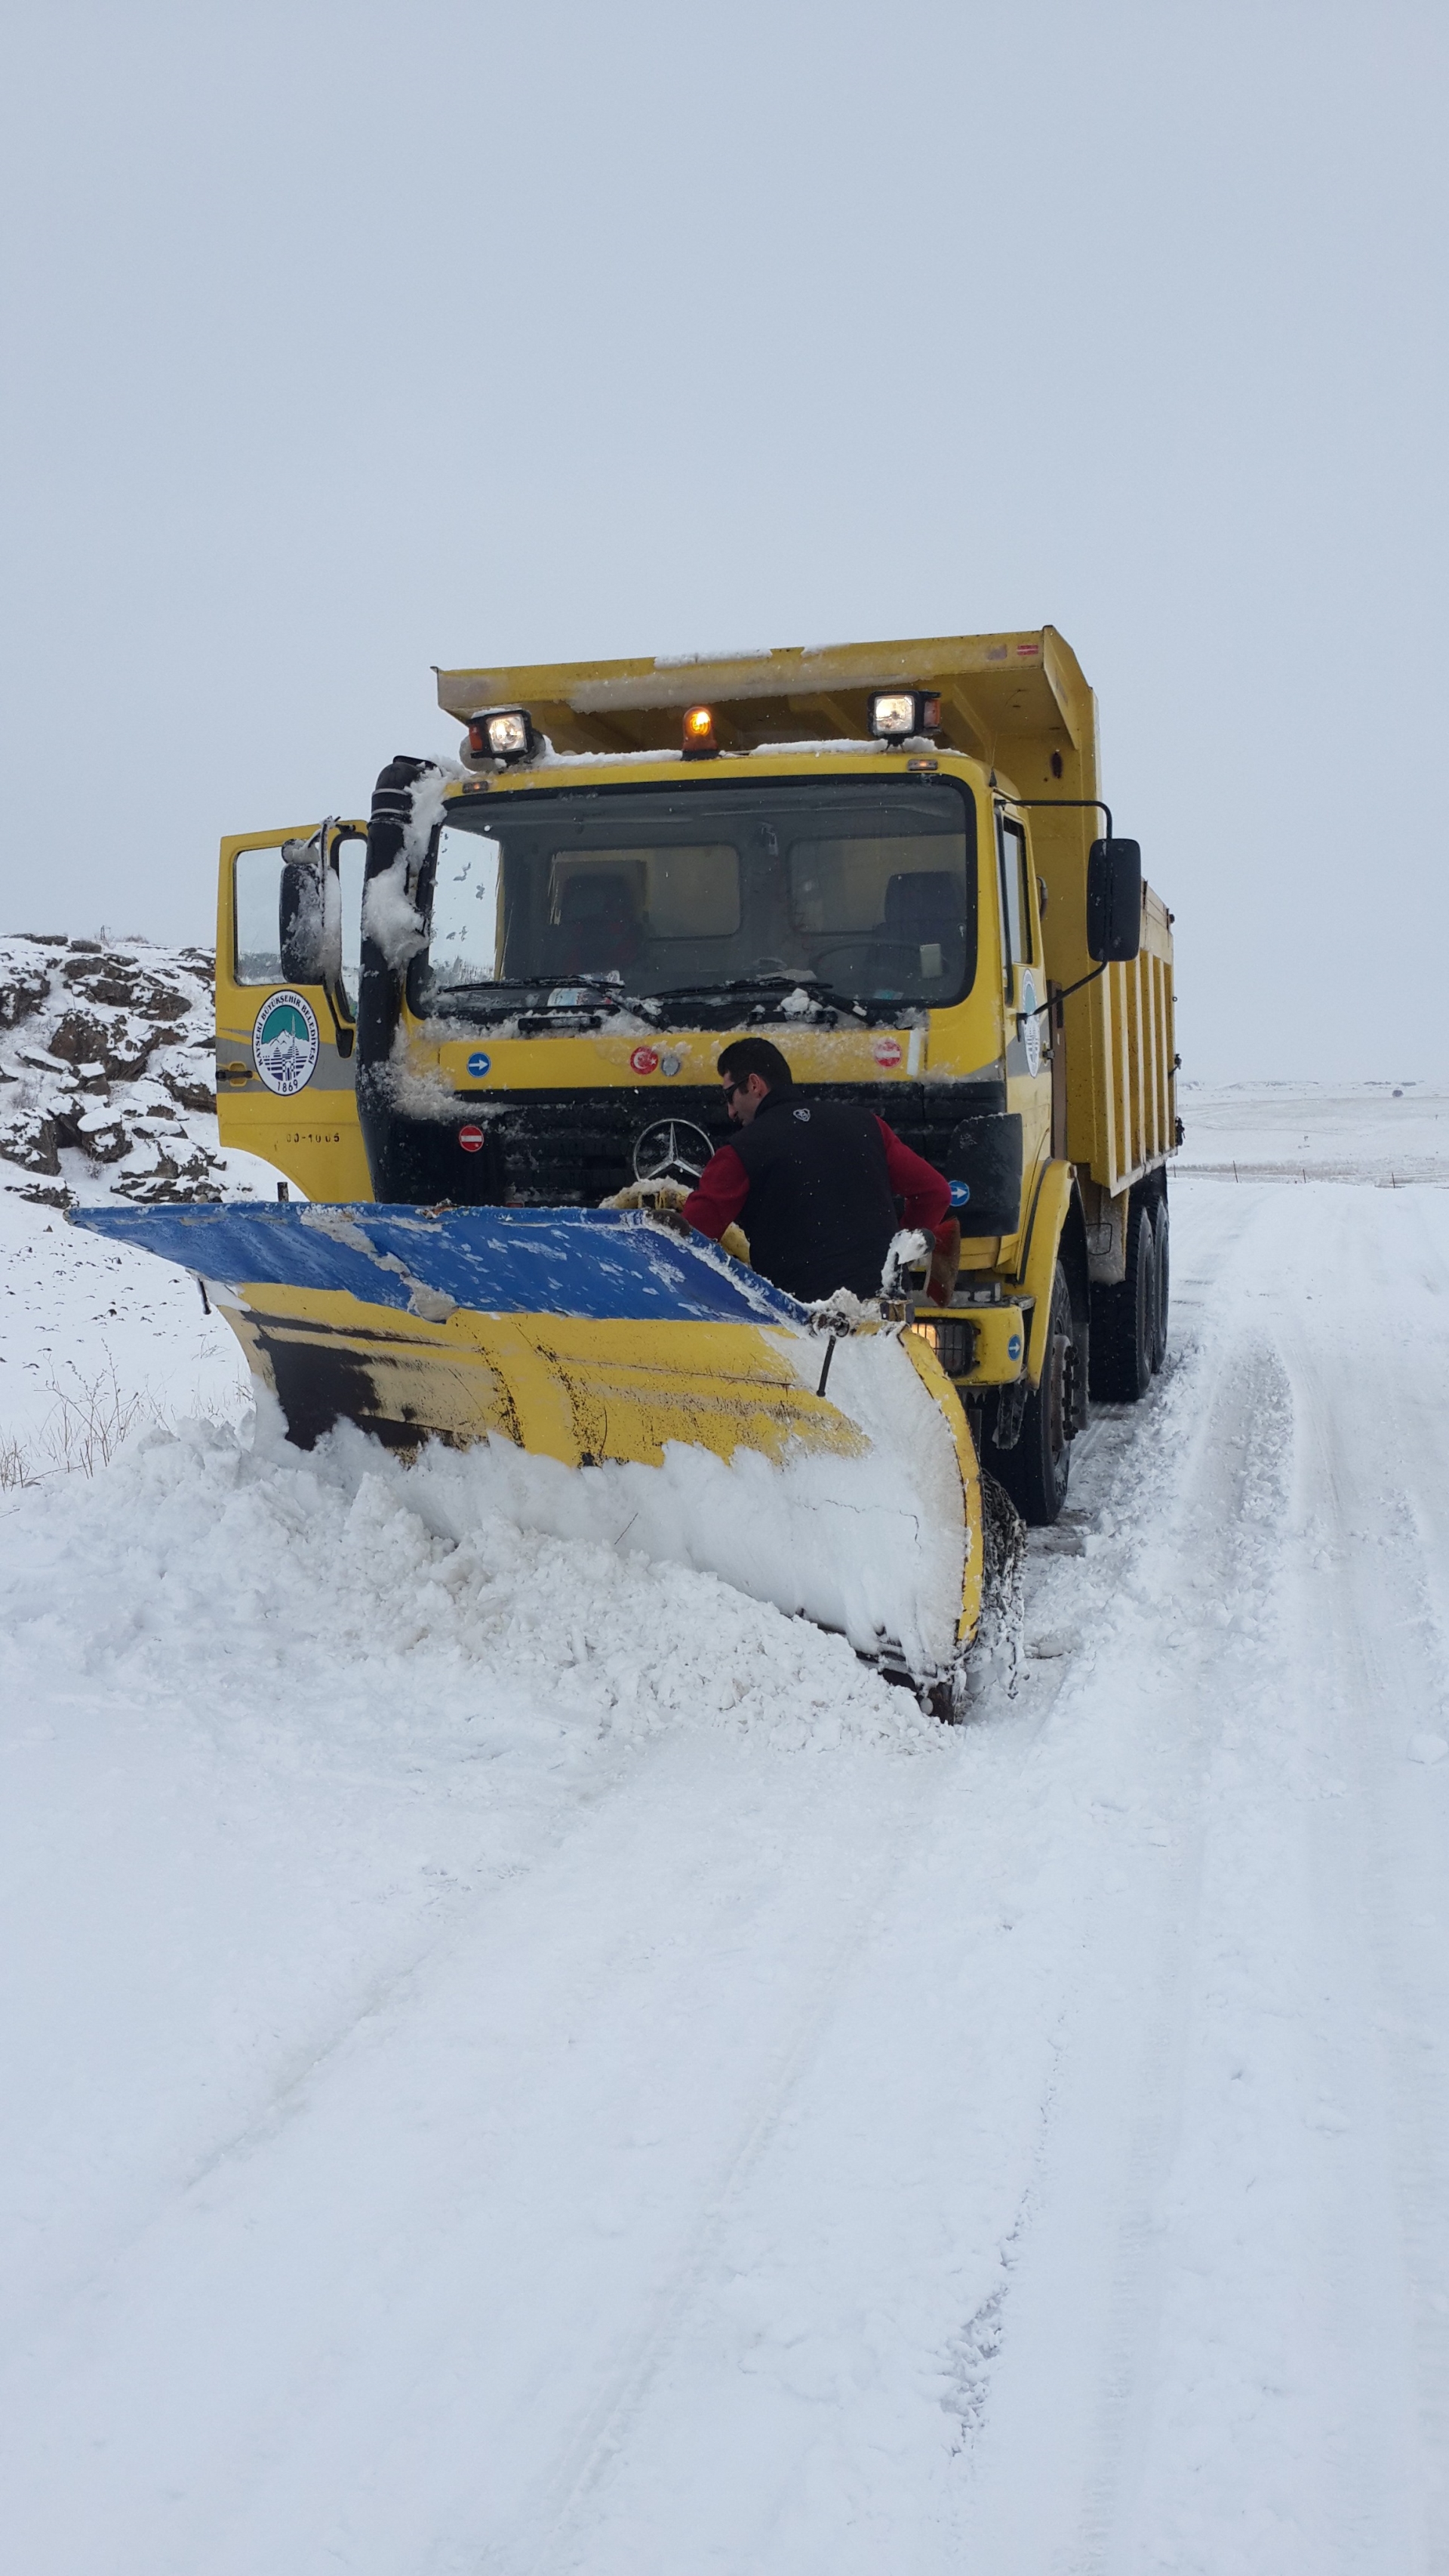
869;690;942;743
681;704;719;759
467;708;536;763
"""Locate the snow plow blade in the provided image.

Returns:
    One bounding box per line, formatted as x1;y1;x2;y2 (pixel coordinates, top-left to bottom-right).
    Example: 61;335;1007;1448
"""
70;1203;983;1688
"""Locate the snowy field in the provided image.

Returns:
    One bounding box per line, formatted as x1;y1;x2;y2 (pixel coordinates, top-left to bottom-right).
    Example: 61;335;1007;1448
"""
3;1082;1449;2571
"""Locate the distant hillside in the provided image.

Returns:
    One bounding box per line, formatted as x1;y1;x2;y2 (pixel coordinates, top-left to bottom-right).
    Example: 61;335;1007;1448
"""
0;935;220;1209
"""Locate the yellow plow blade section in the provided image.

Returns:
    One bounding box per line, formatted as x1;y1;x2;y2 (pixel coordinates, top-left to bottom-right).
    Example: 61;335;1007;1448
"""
69;1203;982;1684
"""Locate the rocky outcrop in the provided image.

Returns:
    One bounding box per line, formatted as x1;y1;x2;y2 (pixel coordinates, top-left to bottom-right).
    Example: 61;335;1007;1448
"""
0;934;223;1207
0;959;51;1029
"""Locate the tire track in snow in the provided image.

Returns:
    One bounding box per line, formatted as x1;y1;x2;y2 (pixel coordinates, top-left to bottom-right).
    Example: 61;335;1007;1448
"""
946;1183;1348;2565
1278;1185;1449;2571
533;1190;1309;2574
513;1753;946;2576
1055;1179;1449;2574
1066;1331;1299;2573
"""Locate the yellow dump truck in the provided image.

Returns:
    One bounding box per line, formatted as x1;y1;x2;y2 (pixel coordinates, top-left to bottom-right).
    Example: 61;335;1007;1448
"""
75;629;1176;1709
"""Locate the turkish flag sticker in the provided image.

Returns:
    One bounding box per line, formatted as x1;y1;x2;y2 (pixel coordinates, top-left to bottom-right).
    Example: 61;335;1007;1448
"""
630;1046;660;1076
458;1124;486;1153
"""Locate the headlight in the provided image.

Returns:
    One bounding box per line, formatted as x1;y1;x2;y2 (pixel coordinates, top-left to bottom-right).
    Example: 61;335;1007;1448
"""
910;1315;977;1377
869;689;942;743
466;707;535;763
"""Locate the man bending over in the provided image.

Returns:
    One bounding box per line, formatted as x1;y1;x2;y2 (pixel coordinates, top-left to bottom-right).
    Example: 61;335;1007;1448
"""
681;1037;958;1306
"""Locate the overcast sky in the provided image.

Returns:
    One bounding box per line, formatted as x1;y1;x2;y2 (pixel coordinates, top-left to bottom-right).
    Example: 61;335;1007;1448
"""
2;1;1444;1079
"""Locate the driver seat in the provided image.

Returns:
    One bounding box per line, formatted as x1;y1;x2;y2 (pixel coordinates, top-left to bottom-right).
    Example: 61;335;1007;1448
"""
555;872;643;976
867;872;966;993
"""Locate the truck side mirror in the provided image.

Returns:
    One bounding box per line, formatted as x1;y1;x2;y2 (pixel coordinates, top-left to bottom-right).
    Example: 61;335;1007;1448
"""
1086;838;1142;962
278;838;329;983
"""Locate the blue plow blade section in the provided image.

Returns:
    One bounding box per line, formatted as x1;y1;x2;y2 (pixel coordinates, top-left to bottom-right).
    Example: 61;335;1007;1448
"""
67;1202;813;1328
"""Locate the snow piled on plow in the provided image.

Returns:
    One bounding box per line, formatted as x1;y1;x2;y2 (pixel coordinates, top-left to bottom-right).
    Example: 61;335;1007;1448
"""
0;1402;935;1755
430;1325;969;1679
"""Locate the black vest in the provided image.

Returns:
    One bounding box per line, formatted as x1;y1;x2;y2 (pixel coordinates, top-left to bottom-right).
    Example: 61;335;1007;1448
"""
727;1091;900;1303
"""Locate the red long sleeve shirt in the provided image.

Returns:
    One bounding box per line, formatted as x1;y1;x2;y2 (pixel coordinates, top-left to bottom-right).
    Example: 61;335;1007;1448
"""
683;1116;953;1250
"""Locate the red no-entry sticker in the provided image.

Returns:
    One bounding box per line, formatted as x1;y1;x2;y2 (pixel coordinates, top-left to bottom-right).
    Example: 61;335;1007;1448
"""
458;1124;485;1153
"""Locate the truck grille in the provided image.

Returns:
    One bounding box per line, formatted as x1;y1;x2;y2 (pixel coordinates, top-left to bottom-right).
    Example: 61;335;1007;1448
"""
476;1081;1006;1204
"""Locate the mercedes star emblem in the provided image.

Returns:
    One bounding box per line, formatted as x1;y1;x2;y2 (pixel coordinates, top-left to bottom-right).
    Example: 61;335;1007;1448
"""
632;1119;714;1184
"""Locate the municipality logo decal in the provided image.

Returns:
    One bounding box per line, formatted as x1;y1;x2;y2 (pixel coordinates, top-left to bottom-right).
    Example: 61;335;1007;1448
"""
253;989;320;1096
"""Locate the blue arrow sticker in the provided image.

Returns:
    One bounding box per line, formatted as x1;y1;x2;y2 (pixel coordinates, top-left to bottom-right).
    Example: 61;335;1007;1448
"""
949;1180;972;1207
466;1052;491;1079
1008;1334;1023;1361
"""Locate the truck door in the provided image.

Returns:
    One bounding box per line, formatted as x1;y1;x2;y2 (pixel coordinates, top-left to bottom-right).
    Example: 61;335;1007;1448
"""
216;820;374;1202
996;805;1054;1205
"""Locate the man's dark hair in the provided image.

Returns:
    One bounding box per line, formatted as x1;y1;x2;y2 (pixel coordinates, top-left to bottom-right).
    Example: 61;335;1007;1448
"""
718;1037;792;1091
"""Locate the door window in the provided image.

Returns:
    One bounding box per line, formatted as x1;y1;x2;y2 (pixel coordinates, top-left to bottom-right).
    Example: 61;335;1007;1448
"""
233;829;365;1012
997;816;1032;974
233;845;288;984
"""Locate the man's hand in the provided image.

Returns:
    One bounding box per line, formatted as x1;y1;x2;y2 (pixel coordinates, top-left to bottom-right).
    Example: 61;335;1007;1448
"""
927;1219;961;1307
599;1180;689;1212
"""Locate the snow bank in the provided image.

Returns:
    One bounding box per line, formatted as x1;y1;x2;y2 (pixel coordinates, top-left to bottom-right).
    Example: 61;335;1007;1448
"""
0;1404;936;1754
0;1171;252;1460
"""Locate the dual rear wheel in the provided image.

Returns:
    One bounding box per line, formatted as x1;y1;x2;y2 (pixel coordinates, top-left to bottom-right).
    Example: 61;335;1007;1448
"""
1091;1190;1169;1404
988;1185;1170;1528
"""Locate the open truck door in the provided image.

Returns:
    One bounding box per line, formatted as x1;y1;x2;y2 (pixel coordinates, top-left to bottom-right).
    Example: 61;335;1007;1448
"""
216;821;374;1201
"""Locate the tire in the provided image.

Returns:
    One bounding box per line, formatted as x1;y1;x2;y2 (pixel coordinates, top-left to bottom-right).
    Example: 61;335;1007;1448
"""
1090;1197;1155;1404
1149;1194;1169;1374
994;1259;1077;1525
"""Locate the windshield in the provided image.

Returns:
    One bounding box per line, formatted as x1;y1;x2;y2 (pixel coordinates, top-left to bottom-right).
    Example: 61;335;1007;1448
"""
410;776;977;1024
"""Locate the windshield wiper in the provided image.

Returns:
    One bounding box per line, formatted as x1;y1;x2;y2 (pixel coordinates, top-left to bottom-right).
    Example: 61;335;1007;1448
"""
433;977;553;996
651;975;866;1015
651;975;814;998
437;975;641;1007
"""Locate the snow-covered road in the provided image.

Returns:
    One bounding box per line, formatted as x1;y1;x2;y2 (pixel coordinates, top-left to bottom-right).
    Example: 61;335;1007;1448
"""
3;1100;1448;2571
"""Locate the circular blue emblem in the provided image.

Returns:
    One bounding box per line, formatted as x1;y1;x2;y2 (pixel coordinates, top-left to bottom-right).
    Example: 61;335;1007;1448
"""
467;1051;491;1079
1008;1334;1023;1361
949;1180;972;1207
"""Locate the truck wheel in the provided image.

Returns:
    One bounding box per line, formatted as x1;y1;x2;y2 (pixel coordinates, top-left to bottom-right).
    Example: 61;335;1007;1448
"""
1090;1198;1155;1404
1149;1196;1169;1374
995;1259;1075;1525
